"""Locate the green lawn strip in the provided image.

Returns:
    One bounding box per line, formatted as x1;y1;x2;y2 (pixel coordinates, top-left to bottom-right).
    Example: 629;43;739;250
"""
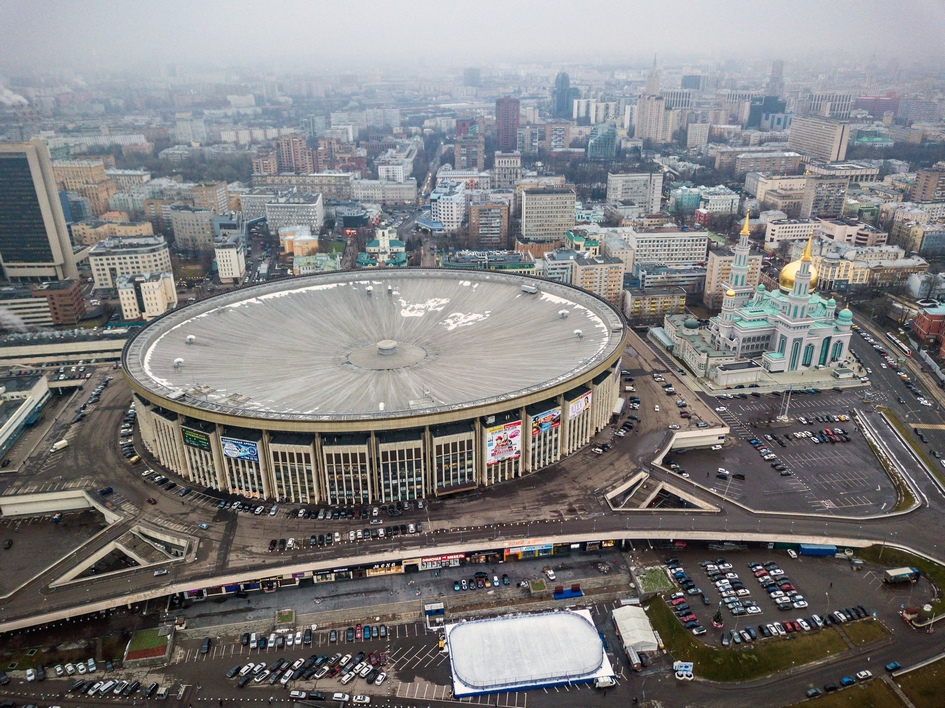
326;241;345;255
861;408;917;512
877;406;945;489
841;619;890;646
896;655;945;708
786;679;904;708
127;628;167;653
645;598;847;681
855;545;944;612
638;566;674;594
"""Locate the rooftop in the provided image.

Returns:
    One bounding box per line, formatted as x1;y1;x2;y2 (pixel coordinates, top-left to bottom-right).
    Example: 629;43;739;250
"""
124;270;625;422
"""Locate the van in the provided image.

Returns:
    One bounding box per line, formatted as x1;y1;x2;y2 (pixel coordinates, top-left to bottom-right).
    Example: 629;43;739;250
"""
594;676;617;688
156;686;169;699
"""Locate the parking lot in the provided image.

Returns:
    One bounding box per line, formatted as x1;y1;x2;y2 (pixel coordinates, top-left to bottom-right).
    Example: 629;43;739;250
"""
673;389;898;514
653;546;930;650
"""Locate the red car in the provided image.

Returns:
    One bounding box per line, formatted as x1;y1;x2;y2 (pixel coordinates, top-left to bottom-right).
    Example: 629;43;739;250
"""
680;614;697;623
355;624;362;640
146;497;157;505
378;652;387;666
671;597;687;606
368;652;378;666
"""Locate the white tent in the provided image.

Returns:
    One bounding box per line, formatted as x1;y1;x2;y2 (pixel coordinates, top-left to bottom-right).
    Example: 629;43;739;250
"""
612;605;659;653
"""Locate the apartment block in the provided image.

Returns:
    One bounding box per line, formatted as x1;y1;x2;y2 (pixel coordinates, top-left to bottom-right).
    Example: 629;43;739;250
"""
493;152;522;189
170;204;216;254
520;188;576;243
53;159;116;216
624;287;687;321
468;201;510;249
787;116;850;162
89;236;173;290
605;172;663;213
117;272;178;321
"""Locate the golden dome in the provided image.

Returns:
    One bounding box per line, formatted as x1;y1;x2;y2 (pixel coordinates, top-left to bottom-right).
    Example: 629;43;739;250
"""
726;288;736;298
778;259;818;292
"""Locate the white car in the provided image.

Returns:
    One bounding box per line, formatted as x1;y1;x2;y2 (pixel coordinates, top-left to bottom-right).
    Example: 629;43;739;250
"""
295;631;302;645
26;668;36;682
654;405;660;412
375;672;387;685
711;444;722;450
286;633;294;647
352;697;371;705
668;424;680;430
856;670;873;681
715;406;727;412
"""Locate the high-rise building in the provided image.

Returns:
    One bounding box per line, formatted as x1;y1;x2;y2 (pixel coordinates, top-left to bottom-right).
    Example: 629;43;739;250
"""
89;236;173;290
170;204;216;254
681;74;707;92
454;135;485;171
276;134;318;174
520;188;576;243
587;124;617;160
552;72;572;119
0;140;78;282
468;201;510;249
787;116;850;162
767;60;785;98
430;180;466;234
495;97;520;153
912;165;945;202
645;58;661;95
798;92;855;120
493;152;522;189
606;172;663;213
190;182;229;214
800;176;848;219
635;95;668;143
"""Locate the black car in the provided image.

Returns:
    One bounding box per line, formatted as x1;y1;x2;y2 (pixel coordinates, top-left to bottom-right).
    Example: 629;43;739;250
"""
145;682;159;698
241;632;250;646
200;637;211;654
123;680;140;696
226;664;242;678
307;691;326;701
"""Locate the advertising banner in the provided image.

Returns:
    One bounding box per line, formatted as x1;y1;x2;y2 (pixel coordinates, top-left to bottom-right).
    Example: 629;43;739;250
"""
220;436;260;462
485;421;522;465
182;426;212;451
568;390;593;418
531;407;561;436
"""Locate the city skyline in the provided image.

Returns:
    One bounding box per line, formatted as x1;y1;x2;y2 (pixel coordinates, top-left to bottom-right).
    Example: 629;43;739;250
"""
1;0;944;75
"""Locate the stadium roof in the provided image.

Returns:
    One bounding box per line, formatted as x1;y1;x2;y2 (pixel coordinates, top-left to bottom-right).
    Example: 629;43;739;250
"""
446;610;613;697
124;270;624;422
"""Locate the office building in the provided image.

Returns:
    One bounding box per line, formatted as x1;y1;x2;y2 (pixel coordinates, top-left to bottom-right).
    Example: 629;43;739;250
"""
264;193;325;234
698;186;740;215
170;204;216;254
105;169;151;191
496;97;520;153
606;172;663;214
0;140;79;282
351;178;418;204
627;228;709;266
493;152;522;190
375;141;418;183
89;236;173;290
430;180;466;234
800;176;848;219
71;219;154;246
31;280;86;325
117;272;178;321
681;74;708;92
463;67;481;87
787;116;850;162
541;249;625;308
214;233;247;284
815;217;887;248
587;124;617;160
552;72;572;119
53;159;116;216
468;201;510;250
454;135;485;171
190;182;229;214
734;152;803;177
520;188;576;243
763;219;817;253
798;91;855;120
442;250;536;275
767;60;785;98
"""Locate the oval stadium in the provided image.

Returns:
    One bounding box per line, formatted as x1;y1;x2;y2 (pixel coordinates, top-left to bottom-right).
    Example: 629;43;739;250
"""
123;270;628;505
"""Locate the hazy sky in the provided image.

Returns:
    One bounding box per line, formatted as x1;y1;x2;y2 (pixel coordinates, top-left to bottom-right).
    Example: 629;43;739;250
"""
2;0;944;74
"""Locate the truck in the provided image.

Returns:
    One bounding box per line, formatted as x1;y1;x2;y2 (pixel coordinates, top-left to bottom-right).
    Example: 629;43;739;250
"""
798;543;837;557
883;567;920;584
50;440;69;453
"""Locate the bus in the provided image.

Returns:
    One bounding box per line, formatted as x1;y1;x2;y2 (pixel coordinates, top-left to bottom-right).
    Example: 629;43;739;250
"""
886;332;911;357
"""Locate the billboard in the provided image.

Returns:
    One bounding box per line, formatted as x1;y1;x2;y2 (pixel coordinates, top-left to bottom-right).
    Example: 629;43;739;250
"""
182;426;212;452
568;391;593;418
531;407;561;436
485;421;522;466
220;436;260;462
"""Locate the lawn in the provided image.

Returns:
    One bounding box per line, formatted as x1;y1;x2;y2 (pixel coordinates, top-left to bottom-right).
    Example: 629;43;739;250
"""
645;598;848;682
326;241;345;255
276;609;295;625
787;679;903;707
842;619;890;646
126;628;167;653
856;545;944;614
896;656;945;708
637;566;675;595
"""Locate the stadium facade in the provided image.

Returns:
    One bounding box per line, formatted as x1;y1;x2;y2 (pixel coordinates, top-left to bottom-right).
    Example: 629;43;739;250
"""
123;270;627;505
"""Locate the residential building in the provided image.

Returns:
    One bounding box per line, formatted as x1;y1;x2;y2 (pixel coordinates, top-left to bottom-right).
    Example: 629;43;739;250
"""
635;94;666;142
787;116;850;162
117;272;178;321
454;135;485;171
624;287;687;321
89;236;173;290
540;249;625;307
493;152;522;189
435;166;491;190
899;222;945;257
744;173;806;201
170;204;216;254
254;172;355;201
543;123;571;151
514;176;566;214
214;233;246;284
800;176;847;218
52;159;116;215
430;180;466;234
173;115;207;143
264;193;325;234
105;169;150;191
520;188;576;243
687;123;710;148
600;233;635;272
627;227;709;266
375;141;418;183
351;178;417;204
495;97;520;153
914;305;945;346
698;186;740;215
815;217;887;248
605;172;663;213
276;133;318;174
468;201;510;249
0;140;78;281
70;219;154;246
734;151;803;177
190;182;229;214
912;165;945;202
30;280;85;325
